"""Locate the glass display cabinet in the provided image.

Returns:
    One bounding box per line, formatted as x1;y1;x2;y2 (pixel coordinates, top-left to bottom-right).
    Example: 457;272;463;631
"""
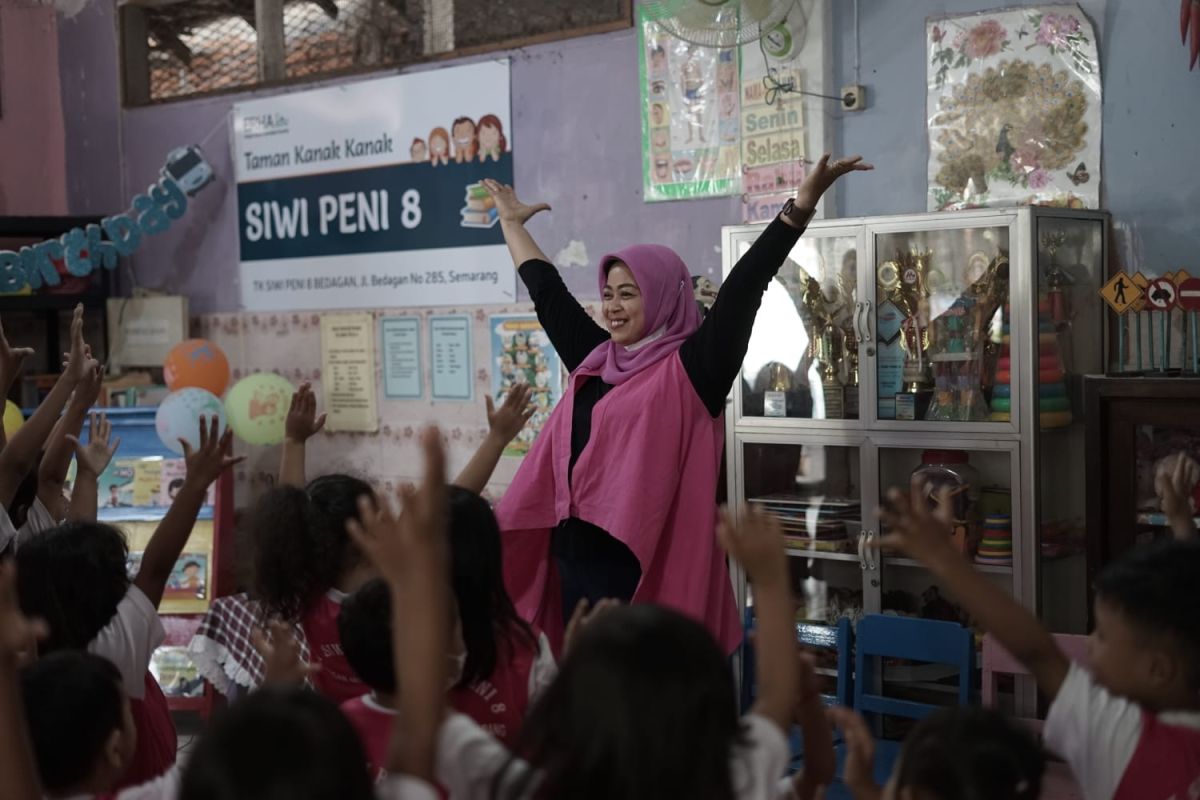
725;207;1108;649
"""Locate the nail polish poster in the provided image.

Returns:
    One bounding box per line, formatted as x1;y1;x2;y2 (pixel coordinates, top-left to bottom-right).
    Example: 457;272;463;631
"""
927;5;1100;211
489;315;564;456
639;6;741;201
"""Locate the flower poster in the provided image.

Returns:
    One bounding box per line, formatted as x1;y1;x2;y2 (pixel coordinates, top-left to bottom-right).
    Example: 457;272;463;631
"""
489;315;564;456
638;6;741;201
927;5;1100;211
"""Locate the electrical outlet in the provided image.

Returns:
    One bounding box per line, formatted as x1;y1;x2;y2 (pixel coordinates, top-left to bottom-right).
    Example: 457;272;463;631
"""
841;85;866;112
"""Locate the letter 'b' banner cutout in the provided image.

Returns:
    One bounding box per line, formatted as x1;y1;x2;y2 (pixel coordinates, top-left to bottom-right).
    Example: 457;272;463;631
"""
233;60;515;311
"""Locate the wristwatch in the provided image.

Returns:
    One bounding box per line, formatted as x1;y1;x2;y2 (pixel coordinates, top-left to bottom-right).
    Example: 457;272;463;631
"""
780;198;815;227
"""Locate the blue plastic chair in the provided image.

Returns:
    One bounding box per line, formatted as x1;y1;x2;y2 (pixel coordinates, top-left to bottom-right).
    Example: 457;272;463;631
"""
851;614;975;784
740;609;854;780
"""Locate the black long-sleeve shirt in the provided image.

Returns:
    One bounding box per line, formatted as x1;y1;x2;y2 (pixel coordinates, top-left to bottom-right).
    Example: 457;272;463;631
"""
518;215;809;470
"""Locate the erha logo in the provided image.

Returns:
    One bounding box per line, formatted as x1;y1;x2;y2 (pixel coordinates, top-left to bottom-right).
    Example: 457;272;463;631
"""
244;113;290;136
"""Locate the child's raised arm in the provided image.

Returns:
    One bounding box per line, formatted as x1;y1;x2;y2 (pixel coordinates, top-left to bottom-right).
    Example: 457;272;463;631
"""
828;706;882;800
0;316;35;452
0;563;49;800
65;413;120;523
279;382;325;488
347;427;449;784
1157;453;1198;541
134;416;242;608
36;364;104;521
0;305;93;508
717;505;796;733
453;384;534;494
876;478;1070;699
788;652;835;799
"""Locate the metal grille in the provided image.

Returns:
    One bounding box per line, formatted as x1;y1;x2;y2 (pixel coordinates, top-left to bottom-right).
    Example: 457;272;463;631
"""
136;0;627;104
284;0;422;80
147;11;257;101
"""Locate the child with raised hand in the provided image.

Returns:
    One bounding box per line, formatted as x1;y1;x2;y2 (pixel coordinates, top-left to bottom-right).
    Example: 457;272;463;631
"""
1;305;96;550
828;704;1044;800
1156;452;1199;541
29;355;106;526
0;313;35;452
446;484;556;746
876;477;1200;800
243;380;375;702
343;425;453;793
425;504;800;800
16;415;242;789
65;412;121;523
453;383;534;494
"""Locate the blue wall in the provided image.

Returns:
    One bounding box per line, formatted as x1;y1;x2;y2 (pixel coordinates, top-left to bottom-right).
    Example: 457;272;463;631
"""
831;0;1200;275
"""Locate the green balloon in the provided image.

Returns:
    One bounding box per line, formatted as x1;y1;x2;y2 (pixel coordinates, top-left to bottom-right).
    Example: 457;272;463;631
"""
224;373;295;446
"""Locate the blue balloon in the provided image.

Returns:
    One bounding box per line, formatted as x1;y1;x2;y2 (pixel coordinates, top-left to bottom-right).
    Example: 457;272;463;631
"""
155;388;227;455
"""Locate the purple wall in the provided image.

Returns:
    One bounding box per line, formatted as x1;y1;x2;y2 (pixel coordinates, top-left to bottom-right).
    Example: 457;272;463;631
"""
60;7;738;312
0;4;67;215
60;1;1200;313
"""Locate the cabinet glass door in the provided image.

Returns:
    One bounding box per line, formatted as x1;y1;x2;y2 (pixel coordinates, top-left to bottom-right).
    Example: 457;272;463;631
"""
731;229;863;422
740;440;871;626
873;224;1011;424
874;444;1016;616
1035;215;1104;634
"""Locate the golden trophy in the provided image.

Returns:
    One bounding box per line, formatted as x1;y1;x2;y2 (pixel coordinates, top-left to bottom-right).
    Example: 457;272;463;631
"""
800;273;846;420
893;249;934;420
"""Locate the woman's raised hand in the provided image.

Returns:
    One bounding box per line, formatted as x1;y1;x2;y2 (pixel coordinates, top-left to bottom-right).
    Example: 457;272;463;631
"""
796;154;873;209
483;179;551;225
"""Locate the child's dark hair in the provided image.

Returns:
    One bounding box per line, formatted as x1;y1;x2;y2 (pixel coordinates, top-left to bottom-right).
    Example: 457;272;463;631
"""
338;578;395;694
180;687;374;800
21;652;126;794
894;706;1044;800
449;487;537;687
15;522;129;652
1095;538;1200;687
183;560;201;571
245;475;372;622
497;604;740;800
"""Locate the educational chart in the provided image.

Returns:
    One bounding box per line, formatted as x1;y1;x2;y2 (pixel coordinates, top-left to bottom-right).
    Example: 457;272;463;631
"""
232;61;516;310
380;316;422;399
319;313;380;432
489;315;564;456
639;7;741;201
430;316;473;401
927;5;1101;210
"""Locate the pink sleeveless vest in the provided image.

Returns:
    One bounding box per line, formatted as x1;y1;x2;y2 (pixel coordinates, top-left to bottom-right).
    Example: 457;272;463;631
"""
1113;710;1200;799
497;352;741;654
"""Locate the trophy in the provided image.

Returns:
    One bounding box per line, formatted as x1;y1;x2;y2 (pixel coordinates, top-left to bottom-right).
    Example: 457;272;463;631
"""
760;361;793;418
893;249;933;420
837;273;861;419
800;273;846;420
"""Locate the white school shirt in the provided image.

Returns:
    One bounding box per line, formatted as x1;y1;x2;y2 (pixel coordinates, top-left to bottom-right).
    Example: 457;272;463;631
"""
87;585;165;700
61;766;442;800
1;496;61;553
1044;662;1200;800
433;711;792;800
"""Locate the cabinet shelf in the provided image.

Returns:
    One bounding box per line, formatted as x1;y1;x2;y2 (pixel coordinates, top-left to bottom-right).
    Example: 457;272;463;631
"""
884;556;1012;575
785;548;862;563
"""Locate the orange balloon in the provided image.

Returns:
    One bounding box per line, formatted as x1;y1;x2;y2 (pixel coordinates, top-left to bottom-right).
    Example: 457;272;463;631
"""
163;339;230;396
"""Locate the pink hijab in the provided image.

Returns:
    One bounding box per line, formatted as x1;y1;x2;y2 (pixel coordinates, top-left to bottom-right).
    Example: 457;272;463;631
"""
576;244;701;385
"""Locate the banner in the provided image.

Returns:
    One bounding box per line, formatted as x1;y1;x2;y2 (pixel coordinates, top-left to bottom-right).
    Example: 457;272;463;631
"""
0;146;214;295
233;61;515;311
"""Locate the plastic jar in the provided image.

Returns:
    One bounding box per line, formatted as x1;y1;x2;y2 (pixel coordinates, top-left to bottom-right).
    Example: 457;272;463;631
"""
910;450;981;555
